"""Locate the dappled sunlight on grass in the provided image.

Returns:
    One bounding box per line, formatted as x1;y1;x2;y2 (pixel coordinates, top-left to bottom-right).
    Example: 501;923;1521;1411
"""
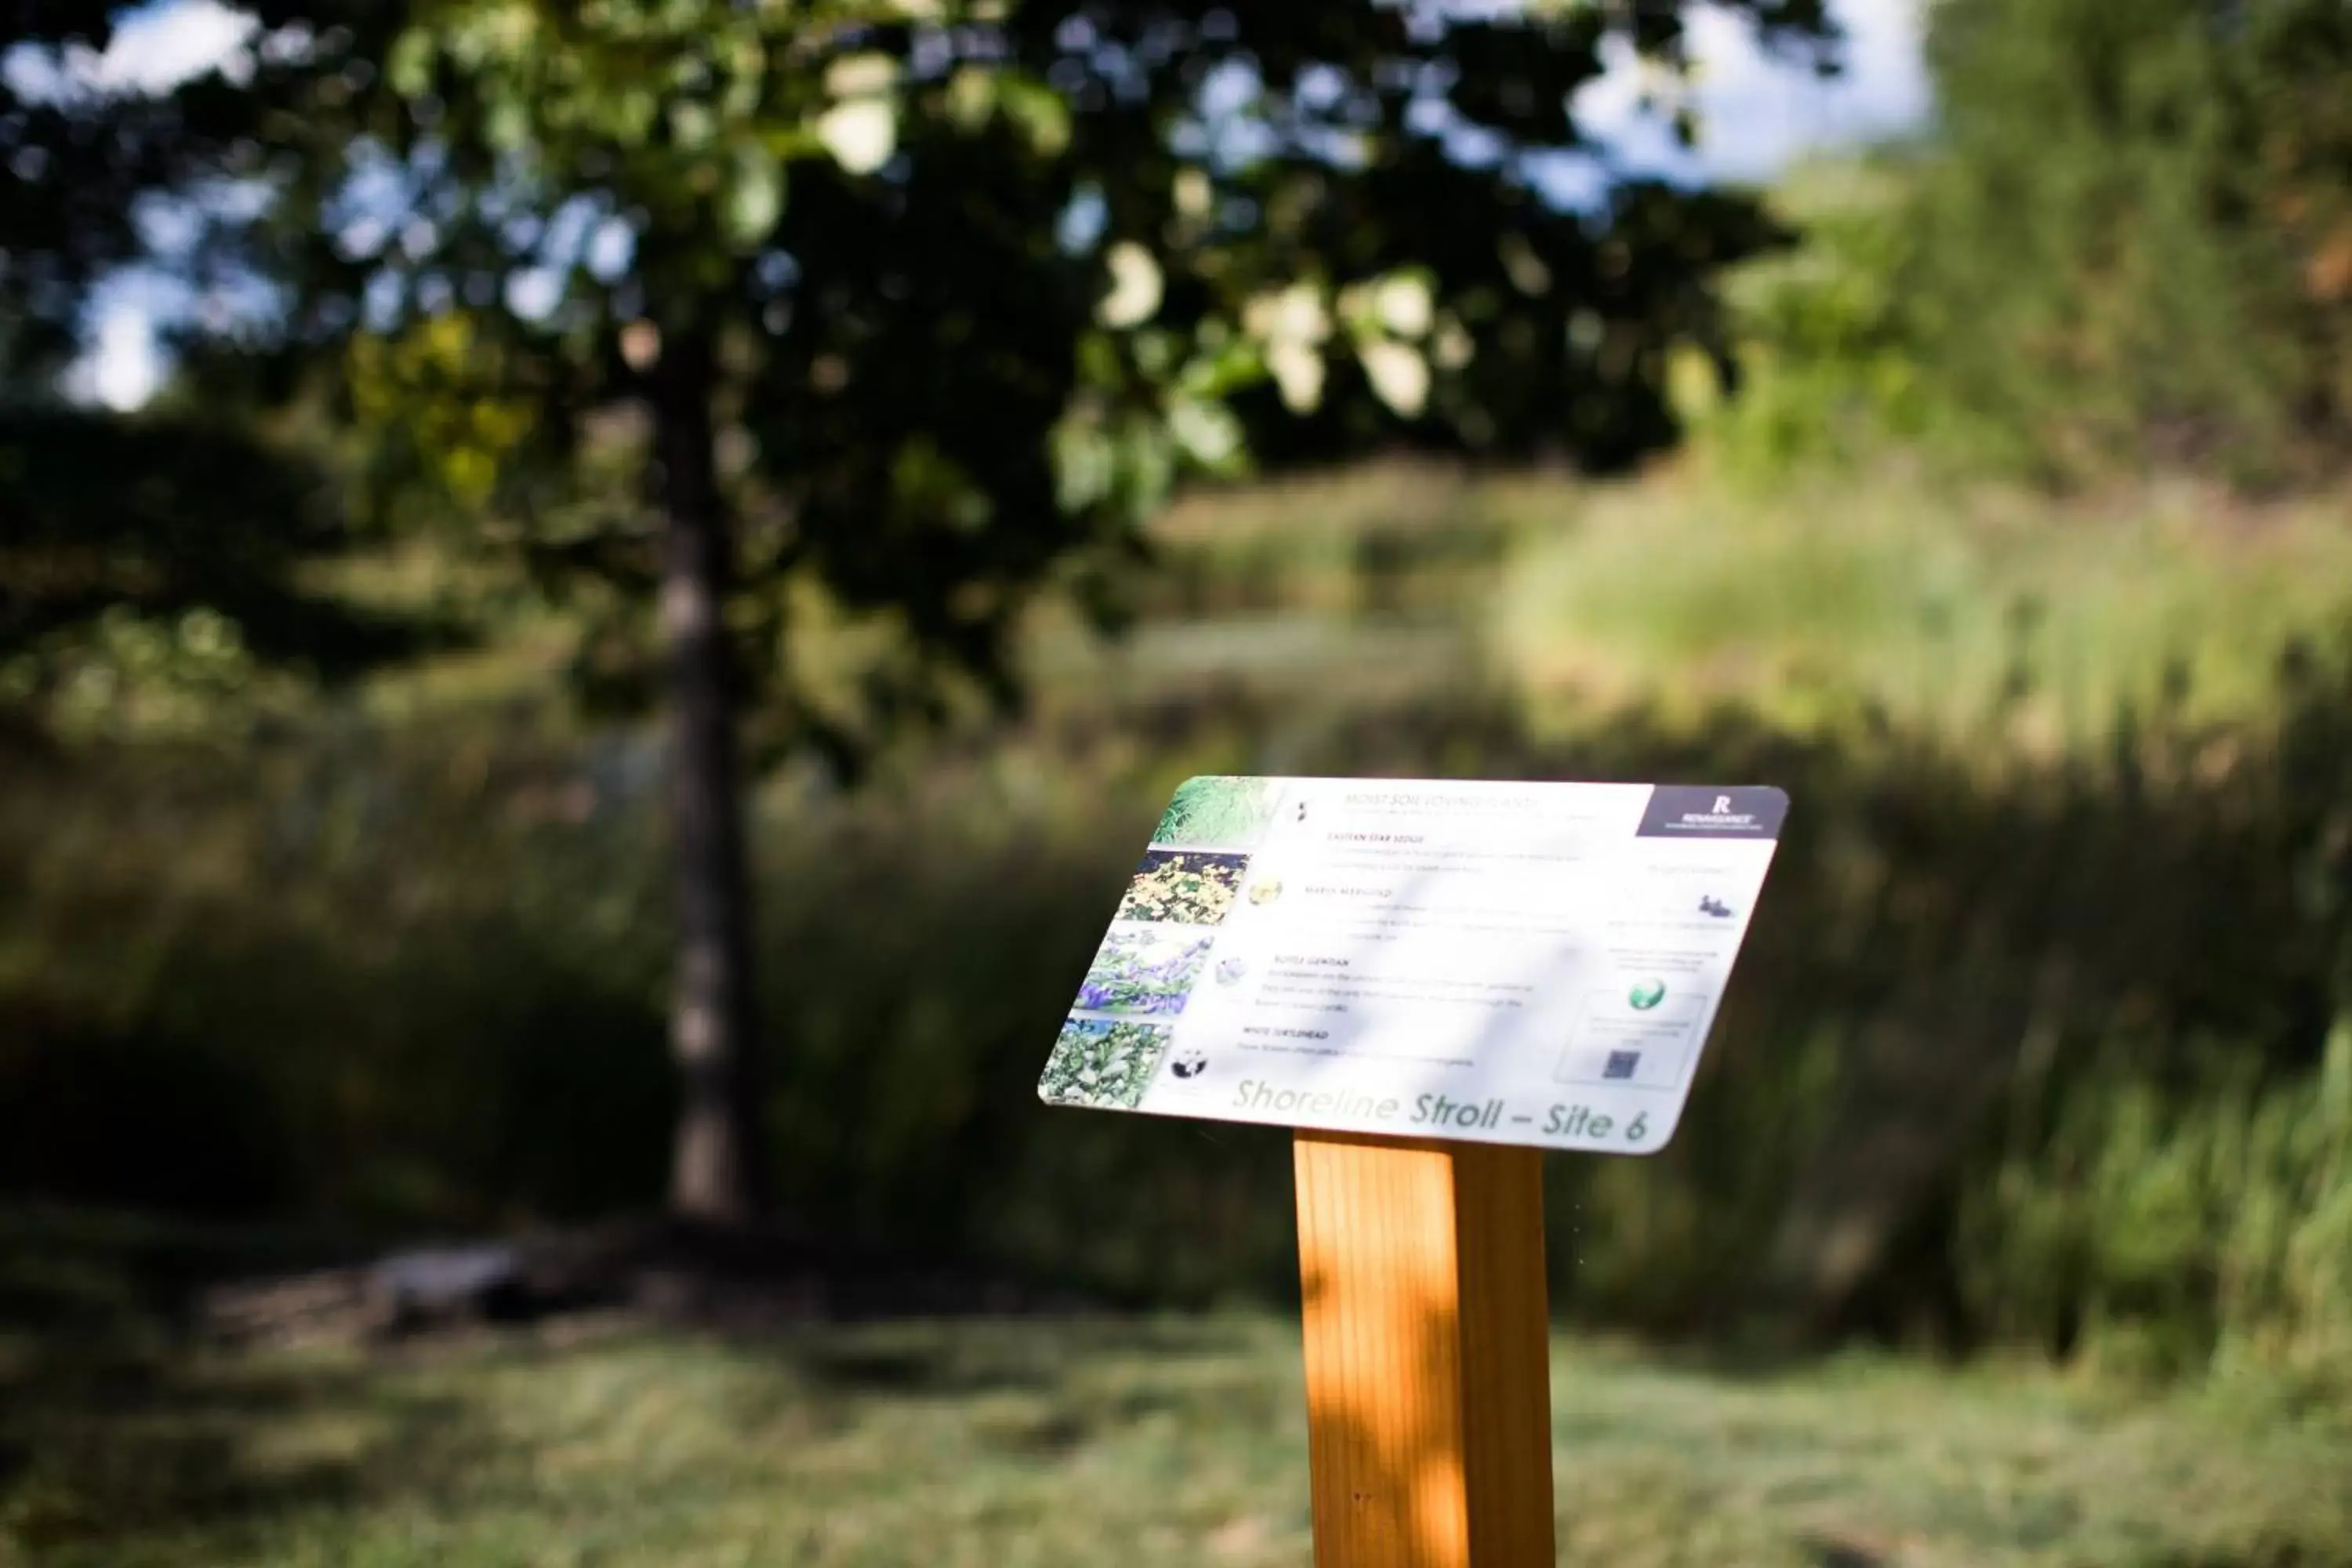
4;1318;2347;1567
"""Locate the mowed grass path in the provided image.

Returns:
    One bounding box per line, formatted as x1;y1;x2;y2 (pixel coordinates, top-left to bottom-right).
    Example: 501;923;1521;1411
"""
8;1316;2347;1568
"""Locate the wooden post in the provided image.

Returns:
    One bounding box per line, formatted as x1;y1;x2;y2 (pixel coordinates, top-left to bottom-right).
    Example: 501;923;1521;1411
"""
1294;1130;1555;1567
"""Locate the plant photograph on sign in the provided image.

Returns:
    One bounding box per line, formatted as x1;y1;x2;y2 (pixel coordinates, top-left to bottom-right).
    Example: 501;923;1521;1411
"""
1113;850;1249;926
1074;928;1214;1016
1151;776;1283;848
1038;1018;1174;1109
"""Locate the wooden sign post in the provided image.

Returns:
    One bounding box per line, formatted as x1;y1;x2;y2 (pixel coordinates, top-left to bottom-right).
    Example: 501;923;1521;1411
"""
1038;778;1789;1564
1294;1131;1554;1567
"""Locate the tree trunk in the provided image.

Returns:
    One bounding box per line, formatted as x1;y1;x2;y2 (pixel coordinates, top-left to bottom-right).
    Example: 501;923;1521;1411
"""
651;328;766;1224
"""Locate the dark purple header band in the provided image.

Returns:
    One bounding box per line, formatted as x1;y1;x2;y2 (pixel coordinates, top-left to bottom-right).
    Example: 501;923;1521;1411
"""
1635;786;1789;840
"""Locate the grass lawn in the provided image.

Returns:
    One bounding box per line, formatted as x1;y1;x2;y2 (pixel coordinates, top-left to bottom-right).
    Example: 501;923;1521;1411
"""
5;1314;2347;1568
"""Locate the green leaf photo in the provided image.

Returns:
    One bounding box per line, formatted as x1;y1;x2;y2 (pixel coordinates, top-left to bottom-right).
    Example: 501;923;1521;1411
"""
1037;1017;1174;1109
1150;776;1283;849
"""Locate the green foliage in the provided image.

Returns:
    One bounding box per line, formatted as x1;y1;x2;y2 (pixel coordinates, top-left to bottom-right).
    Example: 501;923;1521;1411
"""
1677;159;1950;485
0;9;440;735
0;408;428;735
1906;0;2352;487
1960;1034;2352;1385
9;0;1842;1225
1713;0;2352;489
13;631;2352;1368
1039;1018;1171;1109
1151;776;1282;848
0;724;679;1226
7;457;2352;1373
109;0;1836;753
1494;462;2352;738
0;5;425;728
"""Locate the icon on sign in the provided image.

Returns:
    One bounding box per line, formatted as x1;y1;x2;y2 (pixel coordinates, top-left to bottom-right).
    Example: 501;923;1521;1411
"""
1247;878;1284;906
1214;957;1249;985
1603;1050;1641;1081
1698;895;1733;918
1628;978;1668;1011
1170;1047;1210;1080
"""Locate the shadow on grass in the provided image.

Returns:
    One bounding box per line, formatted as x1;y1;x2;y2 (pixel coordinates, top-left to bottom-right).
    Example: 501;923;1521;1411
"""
0;1210;485;1557
0;1340;480;1555
782;1312;1270;1398
1802;1542;1889;1568
2144;1547;2347;1568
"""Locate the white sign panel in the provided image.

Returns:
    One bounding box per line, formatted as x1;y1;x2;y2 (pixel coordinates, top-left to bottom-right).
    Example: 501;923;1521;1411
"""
1037;777;1788;1155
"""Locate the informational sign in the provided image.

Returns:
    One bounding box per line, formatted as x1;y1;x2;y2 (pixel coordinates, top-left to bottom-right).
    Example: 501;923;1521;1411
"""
1038;777;1788;1155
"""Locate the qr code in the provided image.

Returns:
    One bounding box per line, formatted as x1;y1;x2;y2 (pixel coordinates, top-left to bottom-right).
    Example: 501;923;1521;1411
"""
1603;1051;1640;1081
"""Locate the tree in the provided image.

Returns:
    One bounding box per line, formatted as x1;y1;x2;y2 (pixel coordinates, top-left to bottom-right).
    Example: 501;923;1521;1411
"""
163;0;1831;1221
1;5;421;733
1904;0;2352;486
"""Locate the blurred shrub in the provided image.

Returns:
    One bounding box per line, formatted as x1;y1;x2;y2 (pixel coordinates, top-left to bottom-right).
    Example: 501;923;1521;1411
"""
1958;1037;2352;1385
1695;0;2352;492
1675;160;1949;487
0;725;677;1229
1950;650;2352;1384
7;649;2352;1377
1907;0;2352;489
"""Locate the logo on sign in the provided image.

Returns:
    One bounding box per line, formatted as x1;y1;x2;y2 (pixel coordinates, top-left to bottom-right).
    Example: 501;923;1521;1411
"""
1636;786;1784;840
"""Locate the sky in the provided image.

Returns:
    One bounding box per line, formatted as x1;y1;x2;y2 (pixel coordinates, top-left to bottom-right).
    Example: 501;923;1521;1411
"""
27;0;1929;410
